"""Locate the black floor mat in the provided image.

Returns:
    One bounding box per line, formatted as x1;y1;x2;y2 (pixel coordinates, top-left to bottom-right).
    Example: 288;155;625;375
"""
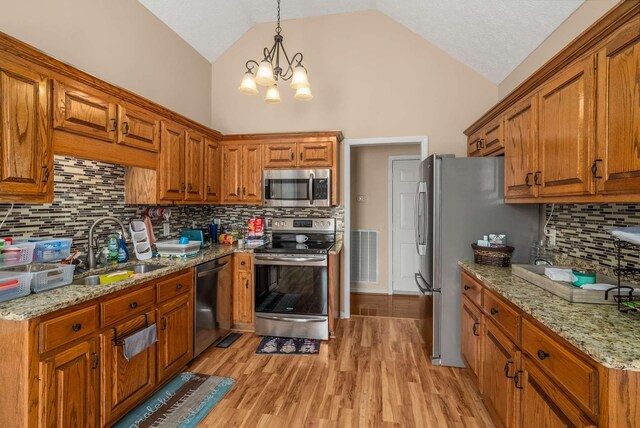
215;332;242;348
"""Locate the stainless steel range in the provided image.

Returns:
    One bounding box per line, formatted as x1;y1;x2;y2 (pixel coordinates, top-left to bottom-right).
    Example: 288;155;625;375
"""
253;218;335;340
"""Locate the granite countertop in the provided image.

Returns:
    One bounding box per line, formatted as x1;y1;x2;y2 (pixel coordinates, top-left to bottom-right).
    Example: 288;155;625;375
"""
459;261;640;371
0;245;246;321
329;233;343;255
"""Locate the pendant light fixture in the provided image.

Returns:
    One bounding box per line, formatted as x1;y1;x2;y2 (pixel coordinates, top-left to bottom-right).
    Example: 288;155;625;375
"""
238;0;312;103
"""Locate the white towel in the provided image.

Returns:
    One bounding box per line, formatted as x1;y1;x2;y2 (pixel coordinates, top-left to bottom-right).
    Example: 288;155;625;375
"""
579;283;616;291
122;324;157;361
544;268;577;283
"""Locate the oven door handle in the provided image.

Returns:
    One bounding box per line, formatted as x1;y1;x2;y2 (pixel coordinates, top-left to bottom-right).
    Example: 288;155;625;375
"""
256;314;326;323
308;172;315;205
254;255;327;266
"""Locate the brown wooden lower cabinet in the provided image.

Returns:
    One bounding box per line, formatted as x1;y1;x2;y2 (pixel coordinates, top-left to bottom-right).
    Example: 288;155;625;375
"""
39;337;99;428
460;270;639;427
157;293;193;383
232;253;254;329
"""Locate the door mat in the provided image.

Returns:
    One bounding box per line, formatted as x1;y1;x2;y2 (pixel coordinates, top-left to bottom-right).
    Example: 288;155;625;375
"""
113;372;235;428
216;332;242;348
256;336;320;355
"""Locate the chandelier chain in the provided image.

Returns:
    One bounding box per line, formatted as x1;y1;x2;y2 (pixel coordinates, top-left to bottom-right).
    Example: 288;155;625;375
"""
276;0;282;34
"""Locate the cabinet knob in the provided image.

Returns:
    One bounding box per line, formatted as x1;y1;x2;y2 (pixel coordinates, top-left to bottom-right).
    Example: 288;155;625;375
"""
240;261;246;266
537;350;550;360
129;301;138;309
71;323;82;332
463;285;471;291
176;283;183;290
490;308;499;316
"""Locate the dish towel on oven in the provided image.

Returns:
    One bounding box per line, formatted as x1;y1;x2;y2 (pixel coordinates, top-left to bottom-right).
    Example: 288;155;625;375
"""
123;324;158;361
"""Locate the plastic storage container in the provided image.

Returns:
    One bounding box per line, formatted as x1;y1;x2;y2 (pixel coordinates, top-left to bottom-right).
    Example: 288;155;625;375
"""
155;240;201;257
0;242;35;268
0;272;31;302
14;238;73;262
3;263;75;293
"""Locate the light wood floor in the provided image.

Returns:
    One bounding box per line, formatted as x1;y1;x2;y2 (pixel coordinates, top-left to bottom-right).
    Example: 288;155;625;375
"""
351;293;422;319
189;317;494;427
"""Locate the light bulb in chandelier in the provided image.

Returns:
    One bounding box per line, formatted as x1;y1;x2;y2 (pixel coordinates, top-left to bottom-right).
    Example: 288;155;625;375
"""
255;59;276;86
238;71;258;95
290;65;310;90
265;84;282;104
294;86;313;101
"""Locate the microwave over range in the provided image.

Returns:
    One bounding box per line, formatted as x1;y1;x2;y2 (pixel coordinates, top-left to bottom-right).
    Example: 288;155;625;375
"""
263;169;331;207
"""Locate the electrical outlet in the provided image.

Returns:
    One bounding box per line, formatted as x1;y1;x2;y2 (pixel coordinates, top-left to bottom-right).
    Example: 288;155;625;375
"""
163;222;170;237
356;195;367;203
546;228;557;246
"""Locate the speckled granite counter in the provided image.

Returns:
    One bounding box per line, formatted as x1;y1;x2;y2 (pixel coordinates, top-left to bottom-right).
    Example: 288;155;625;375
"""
329;233;343;255
0;245;246;321
459;261;640;371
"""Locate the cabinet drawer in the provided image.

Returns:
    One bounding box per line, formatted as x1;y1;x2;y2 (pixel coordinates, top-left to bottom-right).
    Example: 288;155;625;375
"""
101;286;155;326
522;318;597;412
461;272;482;307
483;289;520;342
235;253;253;272
40;305;98;353
157;271;193;304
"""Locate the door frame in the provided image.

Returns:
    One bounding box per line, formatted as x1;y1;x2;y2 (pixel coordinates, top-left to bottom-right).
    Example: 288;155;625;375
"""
342;136;429;318
388;155;422;295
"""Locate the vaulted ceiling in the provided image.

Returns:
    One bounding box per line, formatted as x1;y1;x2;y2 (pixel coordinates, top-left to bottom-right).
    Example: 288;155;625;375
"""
138;0;584;84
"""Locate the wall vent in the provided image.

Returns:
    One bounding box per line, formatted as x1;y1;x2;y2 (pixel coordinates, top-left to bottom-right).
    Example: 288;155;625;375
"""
351;230;379;283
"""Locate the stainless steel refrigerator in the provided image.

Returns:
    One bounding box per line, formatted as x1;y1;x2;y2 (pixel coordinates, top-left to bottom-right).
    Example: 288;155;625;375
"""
414;155;539;367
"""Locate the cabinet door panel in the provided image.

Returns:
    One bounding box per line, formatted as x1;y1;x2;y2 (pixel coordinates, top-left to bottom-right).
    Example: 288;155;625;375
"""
482;320;518;428
40;338;98;428
233;269;254;326
157;293;193;383
504;95;538;199
242;143;262;203
119;105;160;152
185;131;205;201
596;18;640;195
53;80;117;142
264;142;297;168
538;58;595;196
100;312;156;425
521;356;596;428
461;296;481;385
222;144;242;203
482;117;505;156
468;130;483;157
204;139;221;203
0;65;51;199
158;121;185;201
298;141;333;167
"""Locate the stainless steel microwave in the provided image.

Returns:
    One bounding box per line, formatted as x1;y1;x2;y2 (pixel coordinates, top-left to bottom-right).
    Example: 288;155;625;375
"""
263;169;331;207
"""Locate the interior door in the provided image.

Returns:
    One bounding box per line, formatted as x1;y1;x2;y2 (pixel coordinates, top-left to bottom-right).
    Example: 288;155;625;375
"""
392;158;421;294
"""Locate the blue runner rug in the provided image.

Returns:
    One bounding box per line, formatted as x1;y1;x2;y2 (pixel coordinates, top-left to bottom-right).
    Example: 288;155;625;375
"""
114;372;235;428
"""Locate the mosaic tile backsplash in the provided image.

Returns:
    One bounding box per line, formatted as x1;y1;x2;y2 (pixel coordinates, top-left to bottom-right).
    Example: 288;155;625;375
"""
545;203;640;270
0;156;344;256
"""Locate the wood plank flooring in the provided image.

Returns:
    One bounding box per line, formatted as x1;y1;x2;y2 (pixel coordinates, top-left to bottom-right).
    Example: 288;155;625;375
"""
351;293;422;319
189;317;494;427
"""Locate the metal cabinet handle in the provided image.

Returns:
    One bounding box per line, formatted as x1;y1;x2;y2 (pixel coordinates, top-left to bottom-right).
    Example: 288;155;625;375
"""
514;370;524;389
109;118;117;132
537;350;550;360
71;323;82;332
42;166;50;183
525;173;533;187
188;183;193;192
475;140;480;151
591;159;603;179
490;308;499;316
129;301;138;309
181;183;186;193
479;138;485;149
122;121;129;135
236;186;240;195
245;279;249;289
207;185;212;193
503;361;514;378
290;152;294;161
243;186;246;196
91;352;99;370
472;322;480;337
161;317;167;330
300;152;303;161
464;285;471;291
534;171;542;186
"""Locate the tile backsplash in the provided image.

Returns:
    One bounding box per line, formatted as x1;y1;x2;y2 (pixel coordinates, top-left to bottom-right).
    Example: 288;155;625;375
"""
545;203;640;270
0;156;344;256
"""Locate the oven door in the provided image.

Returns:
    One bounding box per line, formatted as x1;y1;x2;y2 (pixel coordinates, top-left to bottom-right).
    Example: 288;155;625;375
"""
263;169;330;207
254;254;329;339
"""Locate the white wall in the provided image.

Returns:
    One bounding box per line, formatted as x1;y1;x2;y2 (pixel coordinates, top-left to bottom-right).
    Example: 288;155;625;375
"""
0;0;212;126
499;0;619;97
211;10;499;157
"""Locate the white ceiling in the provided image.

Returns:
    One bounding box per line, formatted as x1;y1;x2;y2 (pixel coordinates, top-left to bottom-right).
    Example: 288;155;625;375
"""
138;0;584;83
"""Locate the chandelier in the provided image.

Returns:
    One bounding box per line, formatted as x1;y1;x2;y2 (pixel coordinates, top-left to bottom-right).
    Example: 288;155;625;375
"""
238;0;312;103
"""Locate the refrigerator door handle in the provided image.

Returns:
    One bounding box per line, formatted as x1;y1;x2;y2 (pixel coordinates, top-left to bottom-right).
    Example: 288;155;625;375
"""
416;182;427;256
415;273;439;294
414;182;421;254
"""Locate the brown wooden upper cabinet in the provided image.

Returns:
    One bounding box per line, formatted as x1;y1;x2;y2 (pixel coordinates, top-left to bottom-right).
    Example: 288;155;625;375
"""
158;121;185;201
222;142;262;204
118;103;160;152
204;139;221;203
184;131;205;201
504;95;538;199
467;119;504;157
0;61;53;203
263;140;333;168
595;16;640;196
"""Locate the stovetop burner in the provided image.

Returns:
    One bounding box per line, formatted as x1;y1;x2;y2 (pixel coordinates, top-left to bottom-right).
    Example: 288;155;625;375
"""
254;217;336;255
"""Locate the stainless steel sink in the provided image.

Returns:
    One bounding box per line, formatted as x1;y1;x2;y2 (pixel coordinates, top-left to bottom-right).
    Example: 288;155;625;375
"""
73;263;165;286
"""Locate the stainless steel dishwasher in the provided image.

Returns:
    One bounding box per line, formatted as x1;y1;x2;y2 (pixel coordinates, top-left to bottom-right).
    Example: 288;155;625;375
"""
194;256;232;357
